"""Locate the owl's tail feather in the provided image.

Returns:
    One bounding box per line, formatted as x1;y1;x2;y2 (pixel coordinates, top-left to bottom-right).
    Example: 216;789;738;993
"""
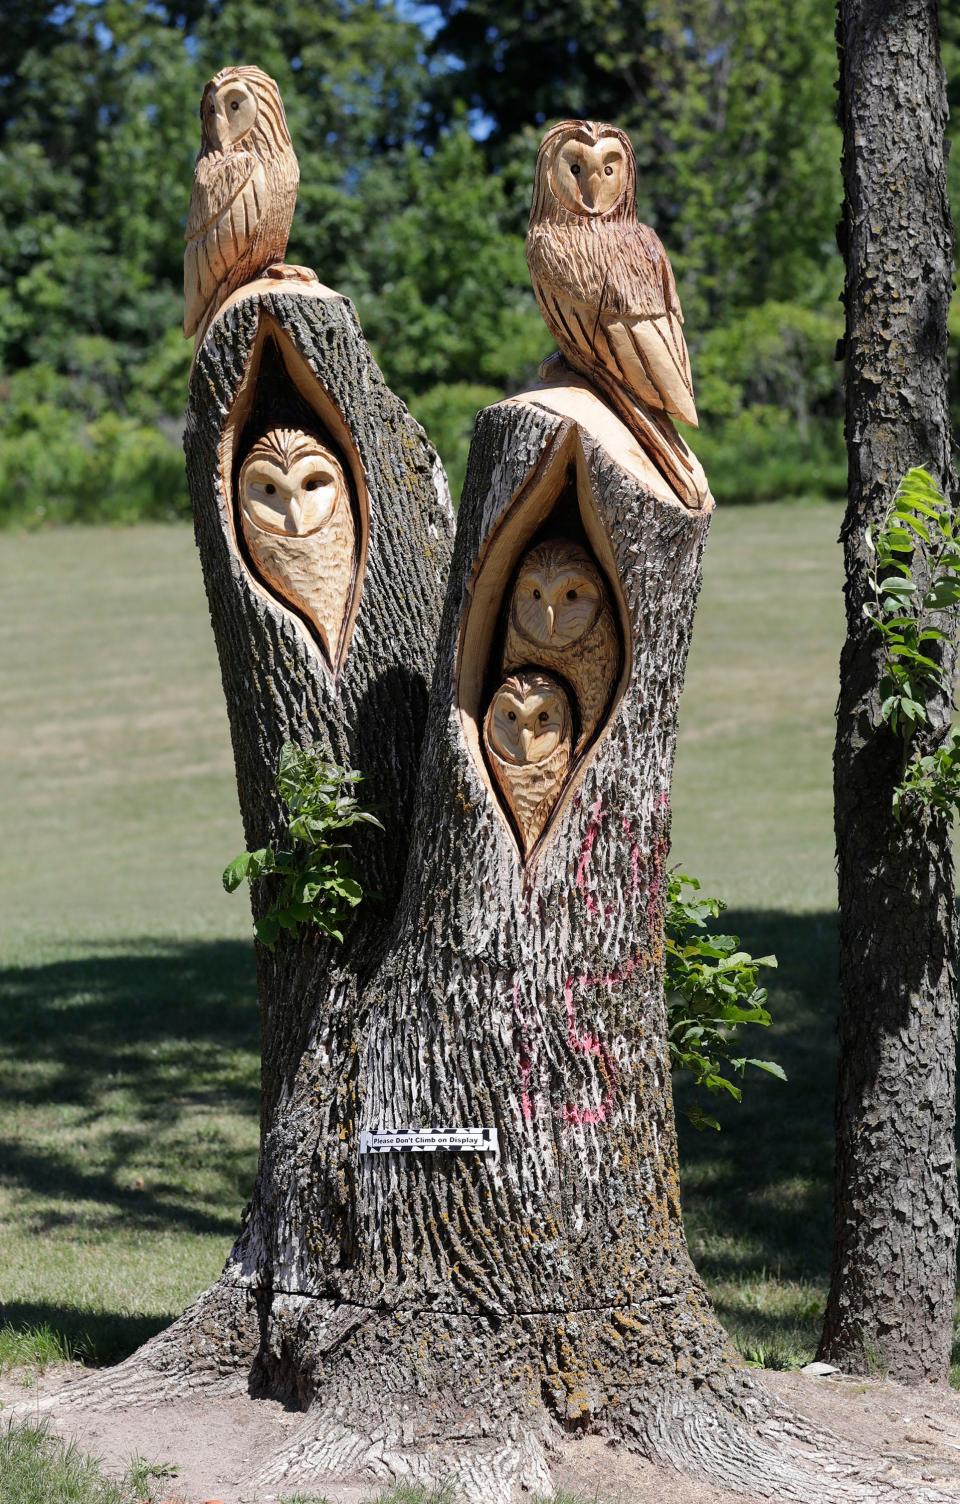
537;352;710;511
595;373;711;511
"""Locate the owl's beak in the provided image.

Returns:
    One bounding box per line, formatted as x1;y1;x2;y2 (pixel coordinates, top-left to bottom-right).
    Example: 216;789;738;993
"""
521;726;534;758
546;604;556;636
582;170;602;209
288;497;302;532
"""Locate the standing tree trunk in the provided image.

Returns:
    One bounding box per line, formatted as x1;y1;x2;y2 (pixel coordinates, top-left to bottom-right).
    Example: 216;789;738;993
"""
820;0;958;1382
47;284;959;1504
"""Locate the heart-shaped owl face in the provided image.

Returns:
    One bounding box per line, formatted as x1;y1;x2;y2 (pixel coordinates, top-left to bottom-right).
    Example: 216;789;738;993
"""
200;74;258;152
548;128;629;216
510;540;605;649
485;674;572;766
239;431;346;537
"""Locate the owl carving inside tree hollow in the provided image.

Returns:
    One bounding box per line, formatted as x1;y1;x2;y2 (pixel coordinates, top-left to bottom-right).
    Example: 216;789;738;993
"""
238;427;355;665
184;66;310;342
526;118;707;508
483;672;573;855
502;538;619;752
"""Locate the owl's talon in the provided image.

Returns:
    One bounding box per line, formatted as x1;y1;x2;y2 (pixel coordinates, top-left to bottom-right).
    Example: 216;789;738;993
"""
264;262;319;284
537;352;571;383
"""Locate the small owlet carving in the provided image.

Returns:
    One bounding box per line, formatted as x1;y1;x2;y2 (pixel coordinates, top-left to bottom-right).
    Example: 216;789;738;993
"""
483;673;573;855
502;540;619;751
184;66;307;342
239;428;355;663
526;119;706;507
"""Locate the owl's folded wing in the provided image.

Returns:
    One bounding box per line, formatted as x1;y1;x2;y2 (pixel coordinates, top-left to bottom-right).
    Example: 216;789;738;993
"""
183;152;266;336
602;311;697;427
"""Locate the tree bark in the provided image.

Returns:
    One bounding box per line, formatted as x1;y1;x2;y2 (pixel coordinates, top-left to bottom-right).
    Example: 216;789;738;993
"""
49;292;960;1504
820;0;958;1382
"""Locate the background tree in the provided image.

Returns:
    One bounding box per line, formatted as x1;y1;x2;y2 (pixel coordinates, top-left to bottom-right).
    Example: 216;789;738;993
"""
819;0;958;1382
0;0;860;526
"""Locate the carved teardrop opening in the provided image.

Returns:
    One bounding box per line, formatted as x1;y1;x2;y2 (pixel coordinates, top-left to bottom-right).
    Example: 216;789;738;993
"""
219;312;369;675
457;422;630;864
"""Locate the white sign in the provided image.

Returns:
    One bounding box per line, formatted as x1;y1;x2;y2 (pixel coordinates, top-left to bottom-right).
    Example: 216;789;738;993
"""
359;1127;499;1155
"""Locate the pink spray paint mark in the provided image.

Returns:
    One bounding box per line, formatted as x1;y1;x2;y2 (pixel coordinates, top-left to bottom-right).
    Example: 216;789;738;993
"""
575;797;604;915
562;972;619;1126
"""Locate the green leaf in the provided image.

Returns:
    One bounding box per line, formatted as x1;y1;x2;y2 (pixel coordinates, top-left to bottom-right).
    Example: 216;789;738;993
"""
746;1059;788;1081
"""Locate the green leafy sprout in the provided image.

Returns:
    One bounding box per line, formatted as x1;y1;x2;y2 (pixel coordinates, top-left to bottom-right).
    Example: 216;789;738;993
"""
665;871;783;1131
223;742;382;949
864;466;960;817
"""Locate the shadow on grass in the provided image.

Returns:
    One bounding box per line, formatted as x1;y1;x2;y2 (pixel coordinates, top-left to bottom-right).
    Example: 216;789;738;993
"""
0;940;260;1361
0;918;841;1366
676;909;838;1354
0;1301;170;1368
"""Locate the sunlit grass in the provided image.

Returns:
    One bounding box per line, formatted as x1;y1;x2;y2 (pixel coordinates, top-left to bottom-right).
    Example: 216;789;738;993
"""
0;509;870;1400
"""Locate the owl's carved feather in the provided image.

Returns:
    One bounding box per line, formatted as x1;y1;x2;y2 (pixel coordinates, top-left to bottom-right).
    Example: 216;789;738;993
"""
184;67;300;340
502;540;620;752
526;119;707;506
483;673;572;855
238;429;355;666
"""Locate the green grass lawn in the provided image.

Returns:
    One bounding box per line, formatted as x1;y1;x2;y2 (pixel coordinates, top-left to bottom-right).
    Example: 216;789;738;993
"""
1;506;846;1379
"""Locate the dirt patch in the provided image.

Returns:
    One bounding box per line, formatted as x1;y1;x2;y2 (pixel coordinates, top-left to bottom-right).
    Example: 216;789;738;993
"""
5;1364;960;1502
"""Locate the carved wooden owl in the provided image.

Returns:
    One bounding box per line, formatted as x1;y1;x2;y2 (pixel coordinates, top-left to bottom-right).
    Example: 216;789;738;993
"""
483;673;573;854
238;428;355;664
502;540;619;751
526;119;706;507
184;66;301;341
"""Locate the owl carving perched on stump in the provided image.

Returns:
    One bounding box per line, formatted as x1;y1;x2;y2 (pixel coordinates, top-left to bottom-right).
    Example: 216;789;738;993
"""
526;119;708;508
184;66;312;343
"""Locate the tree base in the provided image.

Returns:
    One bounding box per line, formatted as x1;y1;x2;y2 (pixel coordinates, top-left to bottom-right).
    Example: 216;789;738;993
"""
25;1276;960;1503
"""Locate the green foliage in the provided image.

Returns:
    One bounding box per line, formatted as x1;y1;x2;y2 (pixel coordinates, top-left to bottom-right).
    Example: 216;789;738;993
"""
0;0;859;525
0;1323;78;1374
0;1422;137;1504
223;743;381;948
665;873;783;1131
865;468;960;816
408;382;503;502
866;467;959;731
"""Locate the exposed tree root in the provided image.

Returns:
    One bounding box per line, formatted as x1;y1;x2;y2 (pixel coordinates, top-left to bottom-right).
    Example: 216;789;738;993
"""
17;1278;960;1503
14;1277;259;1417
622;1377;960;1504
250;1292;960;1504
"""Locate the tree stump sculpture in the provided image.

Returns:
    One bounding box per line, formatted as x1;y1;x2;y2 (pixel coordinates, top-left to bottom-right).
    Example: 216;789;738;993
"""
44;75;959;1504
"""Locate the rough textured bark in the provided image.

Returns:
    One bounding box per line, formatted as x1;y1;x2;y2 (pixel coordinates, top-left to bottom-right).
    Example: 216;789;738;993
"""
47;297;960;1504
819;0;959;1382
57;281;454;1403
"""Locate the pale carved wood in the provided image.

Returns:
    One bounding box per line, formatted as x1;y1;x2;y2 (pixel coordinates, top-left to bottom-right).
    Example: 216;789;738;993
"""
184;66;314;345
239;426;355;664
501;537;619;752
482;670;573;853
526;118;709;509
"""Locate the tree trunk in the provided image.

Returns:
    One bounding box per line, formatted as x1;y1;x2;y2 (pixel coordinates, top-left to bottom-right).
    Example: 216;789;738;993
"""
50;293;960;1504
819;0;958;1383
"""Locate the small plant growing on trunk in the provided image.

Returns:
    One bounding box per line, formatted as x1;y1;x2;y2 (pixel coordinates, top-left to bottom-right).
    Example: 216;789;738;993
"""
223;742;382;948
665;871;783;1130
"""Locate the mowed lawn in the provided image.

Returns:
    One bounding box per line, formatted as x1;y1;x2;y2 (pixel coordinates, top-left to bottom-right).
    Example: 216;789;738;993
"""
1;505;846;1375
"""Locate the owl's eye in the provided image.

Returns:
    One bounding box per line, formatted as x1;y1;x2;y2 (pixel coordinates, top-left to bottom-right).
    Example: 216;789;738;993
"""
231;101;240;111
566;589;577;600
538;711;549;723
604;165;614;176
507;711;517;722
264;483;276;495
304;475;331;491
533;588;541;600
570;163;581;177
